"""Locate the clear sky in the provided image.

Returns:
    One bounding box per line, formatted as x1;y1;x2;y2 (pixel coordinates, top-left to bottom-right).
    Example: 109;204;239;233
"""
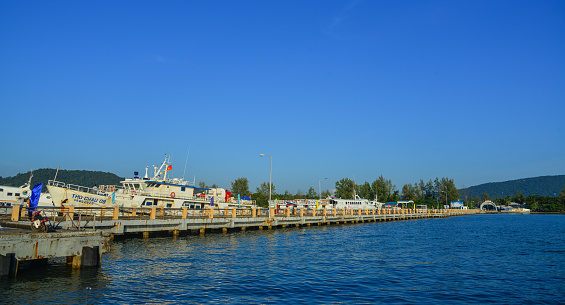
1;1;564;195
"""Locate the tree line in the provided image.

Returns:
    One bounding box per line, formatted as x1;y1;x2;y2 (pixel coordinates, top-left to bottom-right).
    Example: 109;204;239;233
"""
469;188;565;212
226;177;331;207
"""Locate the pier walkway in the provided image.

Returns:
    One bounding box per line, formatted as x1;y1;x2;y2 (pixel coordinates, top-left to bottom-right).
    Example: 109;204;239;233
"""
1;205;479;278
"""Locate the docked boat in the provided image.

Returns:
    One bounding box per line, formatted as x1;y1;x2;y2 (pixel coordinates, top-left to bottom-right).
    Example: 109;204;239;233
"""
47;156;253;210
328;196;382;210
0;172;52;208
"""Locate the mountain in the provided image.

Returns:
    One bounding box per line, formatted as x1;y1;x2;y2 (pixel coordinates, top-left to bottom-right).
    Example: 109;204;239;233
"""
0;168;124;192
459;175;565;198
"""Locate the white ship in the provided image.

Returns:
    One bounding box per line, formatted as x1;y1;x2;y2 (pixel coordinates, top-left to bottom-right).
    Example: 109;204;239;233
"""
1;172;52;208
47;156;254;210
328;195;382;210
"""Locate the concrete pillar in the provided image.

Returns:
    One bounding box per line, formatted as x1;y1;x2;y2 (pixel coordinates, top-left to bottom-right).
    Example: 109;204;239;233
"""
259;226;263;230
323;209;327;216
132;207;137;217
282;224;286;228
358;209;361;216
312;209;316;216
100;207;105;217
67;255;81;268
11;205;20;222
81;246;101;267
285;209;290;217
241;227;246;232
19;205;26;218
199;228;205;235
333;209;337;216
182;207;187;219
231;208;237;218
296;224;300;227
173;229;180;238
159;207;165;217
150;207;156;220
66;246;101;269
113;207;119;220
68;206;75;221
252;208;257;218
270;209;275;217
0;253;17;279
222;227;228;234
143;231;149;239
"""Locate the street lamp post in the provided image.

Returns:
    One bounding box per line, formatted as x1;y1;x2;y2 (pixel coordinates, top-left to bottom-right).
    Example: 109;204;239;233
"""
319;178;328;200
259;154;272;217
441;190;447;209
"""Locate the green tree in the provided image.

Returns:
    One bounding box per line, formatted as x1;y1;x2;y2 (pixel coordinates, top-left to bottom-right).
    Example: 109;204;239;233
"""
321;189;332;198
401;184;417;201
512;190;525;204
481;192;490;202
231;177;250;197
357;182;372;199
256;181;275;196
371;175;396;202
335;178;355;199
306;187;317;198
198;181;207;188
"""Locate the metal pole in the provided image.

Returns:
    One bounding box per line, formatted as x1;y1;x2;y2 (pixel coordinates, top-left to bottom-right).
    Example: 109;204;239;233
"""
269;155;272;211
260;154;273;218
319;178;327;200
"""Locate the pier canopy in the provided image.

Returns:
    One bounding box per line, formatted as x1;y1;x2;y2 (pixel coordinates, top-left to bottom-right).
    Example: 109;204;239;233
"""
397;200;414;209
480;200;497;211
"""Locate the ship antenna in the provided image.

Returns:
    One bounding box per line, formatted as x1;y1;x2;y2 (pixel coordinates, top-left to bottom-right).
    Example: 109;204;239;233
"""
183;146;190;180
53;166;60;182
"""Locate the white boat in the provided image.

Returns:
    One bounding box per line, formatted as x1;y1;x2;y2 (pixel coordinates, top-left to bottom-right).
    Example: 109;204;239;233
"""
0;182;31;207
328;196;381;210
47;156;254;210
0;172;53;207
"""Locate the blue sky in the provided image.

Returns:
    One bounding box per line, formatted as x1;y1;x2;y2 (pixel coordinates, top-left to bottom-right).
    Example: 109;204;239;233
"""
1;1;564;195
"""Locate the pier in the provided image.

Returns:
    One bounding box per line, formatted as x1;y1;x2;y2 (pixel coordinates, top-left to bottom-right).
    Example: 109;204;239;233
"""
1;205;479;278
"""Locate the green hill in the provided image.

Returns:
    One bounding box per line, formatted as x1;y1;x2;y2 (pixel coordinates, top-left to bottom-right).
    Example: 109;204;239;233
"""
0;168;124;192
459;175;565;198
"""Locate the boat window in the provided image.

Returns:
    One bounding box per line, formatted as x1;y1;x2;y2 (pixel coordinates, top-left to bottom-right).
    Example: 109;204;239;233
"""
181;187;185;192
7;193;12;196
166;203;172;208
0;188;3;192
15;193;20;196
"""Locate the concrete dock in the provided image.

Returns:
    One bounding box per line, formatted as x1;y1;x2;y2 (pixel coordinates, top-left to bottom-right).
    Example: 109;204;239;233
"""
1;205;479;278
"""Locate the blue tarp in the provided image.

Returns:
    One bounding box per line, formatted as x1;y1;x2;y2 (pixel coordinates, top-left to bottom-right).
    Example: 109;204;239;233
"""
29;183;43;213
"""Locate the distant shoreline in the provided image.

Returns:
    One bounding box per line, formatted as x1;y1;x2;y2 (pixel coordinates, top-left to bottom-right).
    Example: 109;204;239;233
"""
531;211;565;215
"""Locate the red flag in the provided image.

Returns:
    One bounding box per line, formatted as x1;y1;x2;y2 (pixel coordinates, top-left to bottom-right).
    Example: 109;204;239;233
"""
166;165;172;172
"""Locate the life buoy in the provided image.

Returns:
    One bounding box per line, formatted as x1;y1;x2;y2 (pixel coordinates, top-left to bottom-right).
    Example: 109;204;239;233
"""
108;185;114;192
170;192;176;198
132;191;137;195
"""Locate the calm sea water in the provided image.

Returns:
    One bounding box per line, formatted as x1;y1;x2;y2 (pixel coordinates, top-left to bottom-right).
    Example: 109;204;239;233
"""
1;214;564;304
